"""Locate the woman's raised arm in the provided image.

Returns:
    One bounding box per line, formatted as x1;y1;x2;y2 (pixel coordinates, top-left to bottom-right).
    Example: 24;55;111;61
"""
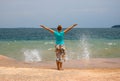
64;24;78;33
40;25;54;34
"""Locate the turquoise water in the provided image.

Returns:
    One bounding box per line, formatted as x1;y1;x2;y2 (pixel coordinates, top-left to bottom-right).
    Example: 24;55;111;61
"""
0;28;120;62
0;39;120;62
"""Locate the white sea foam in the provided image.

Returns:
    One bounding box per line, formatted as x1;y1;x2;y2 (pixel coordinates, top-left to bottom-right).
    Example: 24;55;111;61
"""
22;49;41;62
107;43;113;45
107;42;116;46
48;48;53;50
44;42;54;45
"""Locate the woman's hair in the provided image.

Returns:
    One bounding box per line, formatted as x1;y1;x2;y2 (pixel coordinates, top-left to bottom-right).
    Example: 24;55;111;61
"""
57;25;62;31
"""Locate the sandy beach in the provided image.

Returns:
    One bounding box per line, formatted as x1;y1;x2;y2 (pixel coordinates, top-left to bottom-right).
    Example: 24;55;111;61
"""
0;55;120;81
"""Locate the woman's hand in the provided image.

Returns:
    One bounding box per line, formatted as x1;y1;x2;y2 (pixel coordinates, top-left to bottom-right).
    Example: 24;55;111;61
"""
73;24;78;27
40;25;45;28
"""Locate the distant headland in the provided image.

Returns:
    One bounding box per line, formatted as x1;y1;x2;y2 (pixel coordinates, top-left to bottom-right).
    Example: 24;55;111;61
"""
112;25;120;28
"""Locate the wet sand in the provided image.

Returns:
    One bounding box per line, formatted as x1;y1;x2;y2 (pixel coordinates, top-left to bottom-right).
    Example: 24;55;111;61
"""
0;55;120;81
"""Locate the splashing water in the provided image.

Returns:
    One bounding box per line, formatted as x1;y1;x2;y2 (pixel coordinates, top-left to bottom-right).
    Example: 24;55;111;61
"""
81;34;90;59
22;49;41;62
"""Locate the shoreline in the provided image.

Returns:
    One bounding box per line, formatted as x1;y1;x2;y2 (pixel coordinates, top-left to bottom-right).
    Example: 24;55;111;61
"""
0;55;120;81
0;55;120;69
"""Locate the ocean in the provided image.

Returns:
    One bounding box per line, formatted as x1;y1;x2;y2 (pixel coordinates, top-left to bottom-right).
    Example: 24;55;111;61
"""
0;28;120;62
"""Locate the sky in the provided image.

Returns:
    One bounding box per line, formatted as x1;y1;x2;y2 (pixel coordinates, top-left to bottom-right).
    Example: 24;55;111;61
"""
0;0;120;28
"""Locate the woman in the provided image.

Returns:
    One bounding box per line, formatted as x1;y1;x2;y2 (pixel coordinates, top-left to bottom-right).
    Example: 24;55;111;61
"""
40;24;77;70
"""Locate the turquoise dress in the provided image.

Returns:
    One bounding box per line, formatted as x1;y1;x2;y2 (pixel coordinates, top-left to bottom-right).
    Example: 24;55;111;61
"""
54;31;64;45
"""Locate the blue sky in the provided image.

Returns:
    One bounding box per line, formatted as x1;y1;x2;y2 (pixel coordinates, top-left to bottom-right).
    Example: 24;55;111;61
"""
0;0;120;28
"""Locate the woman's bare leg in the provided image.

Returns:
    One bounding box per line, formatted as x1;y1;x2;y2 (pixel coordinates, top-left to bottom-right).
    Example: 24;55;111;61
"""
56;61;60;70
60;62;63;70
